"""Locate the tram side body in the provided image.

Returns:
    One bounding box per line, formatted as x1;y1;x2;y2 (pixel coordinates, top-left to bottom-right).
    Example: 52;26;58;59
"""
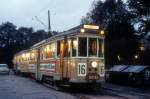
13;25;105;89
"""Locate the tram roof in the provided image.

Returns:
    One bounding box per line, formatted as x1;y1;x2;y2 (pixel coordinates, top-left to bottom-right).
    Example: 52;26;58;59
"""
30;24;100;48
14;24;101;55
30;25;81;48
53;24;100;38
32;39;47;48
52;25;81;38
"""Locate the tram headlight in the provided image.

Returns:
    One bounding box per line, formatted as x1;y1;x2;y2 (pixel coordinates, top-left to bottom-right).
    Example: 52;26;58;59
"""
91;61;97;68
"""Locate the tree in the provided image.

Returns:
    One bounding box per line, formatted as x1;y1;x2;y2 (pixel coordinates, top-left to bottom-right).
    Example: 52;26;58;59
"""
30;29;48;45
82;0;139;67
106;18;139;65
128;0;150;16
0;22;17;46
0;22;51;68
0;22;17;66
128;0;150;65
81;13;93;24
128;0;150;35
91;0;117;28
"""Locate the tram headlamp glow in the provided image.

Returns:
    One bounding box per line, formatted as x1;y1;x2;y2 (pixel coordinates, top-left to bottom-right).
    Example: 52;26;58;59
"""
91;61;97;68
80;28;85;33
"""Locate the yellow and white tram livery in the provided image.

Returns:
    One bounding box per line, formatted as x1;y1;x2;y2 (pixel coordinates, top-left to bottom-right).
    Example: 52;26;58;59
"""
13;24;105;88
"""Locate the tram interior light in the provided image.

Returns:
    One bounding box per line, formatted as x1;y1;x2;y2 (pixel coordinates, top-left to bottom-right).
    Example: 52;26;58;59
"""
44;47;47;52
60;42;64;51
73;40;78;48
26;53;30;58
68;40;71;51
51;44;55;52
22;54;25;58
46;45;50;52
31;53;35;58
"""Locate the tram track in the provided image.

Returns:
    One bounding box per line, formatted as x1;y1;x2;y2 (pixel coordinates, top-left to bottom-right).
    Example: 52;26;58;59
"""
42;82;120;99
102;84;150;99
39;81;150;99
72;88;150;99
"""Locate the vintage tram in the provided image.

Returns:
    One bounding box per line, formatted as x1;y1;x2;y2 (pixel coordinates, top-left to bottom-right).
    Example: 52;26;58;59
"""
13;24;105;89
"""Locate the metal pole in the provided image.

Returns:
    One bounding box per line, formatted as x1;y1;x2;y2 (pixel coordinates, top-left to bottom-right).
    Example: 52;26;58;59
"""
48;10;51;36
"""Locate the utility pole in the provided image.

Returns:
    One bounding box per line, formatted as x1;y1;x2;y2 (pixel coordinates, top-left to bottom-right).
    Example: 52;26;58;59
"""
33;10;52;36
48;10;51;36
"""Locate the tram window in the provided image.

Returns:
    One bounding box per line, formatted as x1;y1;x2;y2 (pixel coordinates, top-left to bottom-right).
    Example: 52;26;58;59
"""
51;43;55;58
63;39;71;57
60;41;64;57
22;53;27;61
68;40;71;56
45;45;49;58
18;57;20;62
45;43;55;59
89;38;97;56
57;41;61;58
72;38;77;57
99;39;104;57
30;52;36;61
78;37;87;57
26;53;30;61
40;48;44;60
68;40;71;57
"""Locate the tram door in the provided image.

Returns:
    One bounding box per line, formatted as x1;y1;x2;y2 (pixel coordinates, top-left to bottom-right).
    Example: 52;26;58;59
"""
35;48;40;80
60;37;69;80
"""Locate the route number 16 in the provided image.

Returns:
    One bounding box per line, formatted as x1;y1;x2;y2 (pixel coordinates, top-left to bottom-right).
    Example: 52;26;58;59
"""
78;63;86;76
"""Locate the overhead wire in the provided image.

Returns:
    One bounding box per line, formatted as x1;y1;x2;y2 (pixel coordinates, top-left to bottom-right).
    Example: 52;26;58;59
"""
31;0;55;30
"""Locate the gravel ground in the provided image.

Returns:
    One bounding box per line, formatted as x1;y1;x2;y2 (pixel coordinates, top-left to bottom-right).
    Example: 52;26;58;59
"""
0;75;76;99
0;74;132;99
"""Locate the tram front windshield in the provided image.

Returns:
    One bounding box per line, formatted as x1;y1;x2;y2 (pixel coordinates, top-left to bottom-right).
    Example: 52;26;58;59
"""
77;37;103;57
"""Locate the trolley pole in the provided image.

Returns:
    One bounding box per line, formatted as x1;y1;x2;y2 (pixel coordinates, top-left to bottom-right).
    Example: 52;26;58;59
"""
48;10;51;36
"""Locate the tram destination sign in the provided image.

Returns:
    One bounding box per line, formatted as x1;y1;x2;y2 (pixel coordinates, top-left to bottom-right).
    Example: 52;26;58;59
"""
83;25;99;30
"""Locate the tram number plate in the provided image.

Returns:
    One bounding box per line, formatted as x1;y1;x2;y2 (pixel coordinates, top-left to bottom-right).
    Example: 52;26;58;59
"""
78;63;86;76
86;73;100;80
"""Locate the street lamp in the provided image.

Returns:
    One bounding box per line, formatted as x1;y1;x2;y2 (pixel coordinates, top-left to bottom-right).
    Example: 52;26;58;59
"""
134;55;138;59
117;55;121;61
140;46;144;51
